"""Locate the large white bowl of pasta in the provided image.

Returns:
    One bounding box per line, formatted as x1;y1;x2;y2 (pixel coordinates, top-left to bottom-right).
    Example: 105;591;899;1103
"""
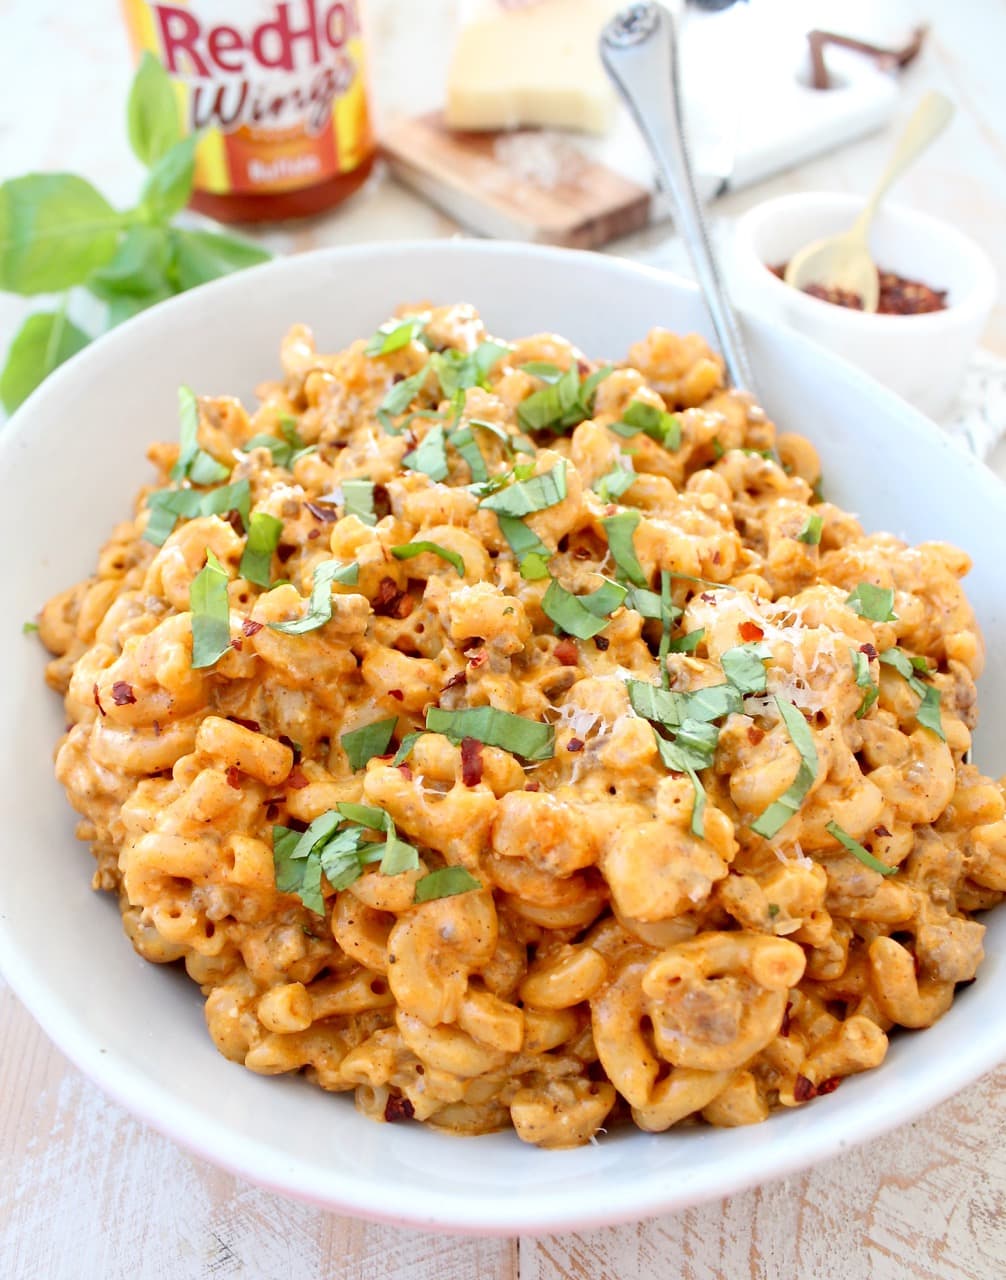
1;240;1005;1234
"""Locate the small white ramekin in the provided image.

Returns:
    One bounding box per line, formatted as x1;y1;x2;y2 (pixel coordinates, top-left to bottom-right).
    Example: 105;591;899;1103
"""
733;192;996;421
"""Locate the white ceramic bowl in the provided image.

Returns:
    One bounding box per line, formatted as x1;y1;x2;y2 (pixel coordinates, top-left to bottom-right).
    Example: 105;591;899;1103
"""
733;191;997;421
2;241;1005;1235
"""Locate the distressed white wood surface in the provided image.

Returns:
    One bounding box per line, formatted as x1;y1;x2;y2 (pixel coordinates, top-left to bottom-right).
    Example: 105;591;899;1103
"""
3;1;1006;1277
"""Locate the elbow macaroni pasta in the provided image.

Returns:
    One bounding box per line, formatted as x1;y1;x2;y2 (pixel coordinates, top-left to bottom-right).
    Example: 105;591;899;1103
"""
38;304;1005;1148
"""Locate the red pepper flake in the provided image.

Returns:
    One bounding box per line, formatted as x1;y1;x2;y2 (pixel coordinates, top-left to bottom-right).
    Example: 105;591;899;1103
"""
389;689;404;702
467;648;488;670
525;781;541;792
712;550;722;565
739;620;764;642
442;670;466;692
111;681;137;706
384;1095;415;1123
229;716;261;733
242;618;264;637
373;484;392;521
555;638;578;666
225;765;242;790
815;1076;842;1096
307;528;321;540
874;824;892;839
780;1001;792;1038
860;642;878;660
594;636;610;651
92;683;106;717
224;509;245;536
398;764;413;780
793;1074;816;1102
230;637;243;652
567;737;584;753
373;577;412;619
747;726;766;745
700;592;717;604
304;501;338;523
276;543;297;564
278;733;303;763
286;765;309;789
461;736;484;787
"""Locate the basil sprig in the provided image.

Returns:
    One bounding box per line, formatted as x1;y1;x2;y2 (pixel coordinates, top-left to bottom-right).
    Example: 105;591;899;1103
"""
268;560;359;635
426;706;554;761
750;698;819;839
826;820;897;876
190;549;231;669
0;53;269;412
878;647;945;740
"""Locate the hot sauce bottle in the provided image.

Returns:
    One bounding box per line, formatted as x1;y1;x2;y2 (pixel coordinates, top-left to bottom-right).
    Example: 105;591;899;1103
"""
121;1;375;223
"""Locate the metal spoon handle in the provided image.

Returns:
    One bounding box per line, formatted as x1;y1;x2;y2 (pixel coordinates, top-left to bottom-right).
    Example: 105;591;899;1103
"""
600;3;756;393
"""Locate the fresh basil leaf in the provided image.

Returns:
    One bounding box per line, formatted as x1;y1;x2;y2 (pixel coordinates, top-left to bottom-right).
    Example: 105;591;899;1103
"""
22;621;39;634
517;365;581;432
686;767;707;838
0;173;123;295
189;450;230;485
624;586;665;620
365;315;426;357
243;431;315;469
649;732;708;839
127;51;182;166
106;287;175;327
341;717;398;770
846;582;897;622
657;570;674;688
391;540;465;577
403;423;449;482
144;478;250;547
392;730;425;766
0;309;90;412
594;464;636;502
480;461;567;518
340;478;376;526
432;341;510;396
239;511;283;587
447;424;488;483
376;828;421;877
878;647;945;740
88;225;171;299
610;399;681;450
629;678;741;730
414;866;482;903
750;698;819;838
140;132;198;222
519;361;563;382
169;227;270;291
542;578;627;640
318;825;371;891
579;365;615;411
796;513;823;545
826;820;897;876
170;385;229;484
376;365;429;431
426;706;554;761
335;801;388;831
721;642;770;695
850;647;879;718
273;824;326;912
190;548;232;669
601;510;646;588
268;559;359;635
653;719;719;771
497;514;551;579
666;628;705;653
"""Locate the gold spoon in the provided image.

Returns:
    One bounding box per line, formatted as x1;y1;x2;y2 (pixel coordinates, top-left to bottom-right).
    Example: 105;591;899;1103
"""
784;91;954;312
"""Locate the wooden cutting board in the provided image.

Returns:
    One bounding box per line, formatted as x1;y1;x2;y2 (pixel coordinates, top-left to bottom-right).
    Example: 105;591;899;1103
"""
381;110;652;249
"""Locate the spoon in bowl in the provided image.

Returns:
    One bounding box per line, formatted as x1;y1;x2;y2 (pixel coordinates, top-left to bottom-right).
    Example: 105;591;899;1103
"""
784;91;954;312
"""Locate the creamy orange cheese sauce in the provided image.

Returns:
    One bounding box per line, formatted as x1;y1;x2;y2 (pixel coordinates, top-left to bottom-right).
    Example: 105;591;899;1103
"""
39;305;1006;1147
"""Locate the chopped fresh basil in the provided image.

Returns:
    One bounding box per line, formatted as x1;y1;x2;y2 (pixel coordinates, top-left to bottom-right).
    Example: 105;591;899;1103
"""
146;477;251;547
391;540;465;577
796;513;823;545
657;570;674;687
341;478;376;526
648;729;709;839
610;399;681;450
243;418;315;469
426;706;554;761
601;510;646;588
542;578;626;640
392;730;425;766
627;678;742;731
376;365;430;431
341;717;398;770
721;642;770;695
268;559;359;635
171;385;229;485
480;461;567;517
22;620;39;634
846;582;897;622
878;647;945;740
826;820;897;876
750;698;819;839
520;361;563;381
850;647;879;718
517;364;613;434
447;424;488;483
414;866;482;903
623;585;665;620
190;548;231;669
666;628;705;653
496;514;551;579
432;341;510;397
238;511;283;588
365;314;426;357
402;423;449;482
594;464;636;502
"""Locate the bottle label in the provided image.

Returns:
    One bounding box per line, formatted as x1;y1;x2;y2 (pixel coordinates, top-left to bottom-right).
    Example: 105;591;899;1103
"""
122;0;373;195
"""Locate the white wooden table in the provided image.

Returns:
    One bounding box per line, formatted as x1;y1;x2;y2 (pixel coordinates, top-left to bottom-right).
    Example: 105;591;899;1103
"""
2;2;1005;1276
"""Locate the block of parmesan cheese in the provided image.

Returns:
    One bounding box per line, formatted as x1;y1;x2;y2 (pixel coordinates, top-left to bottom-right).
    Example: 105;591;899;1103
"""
445;0;620;135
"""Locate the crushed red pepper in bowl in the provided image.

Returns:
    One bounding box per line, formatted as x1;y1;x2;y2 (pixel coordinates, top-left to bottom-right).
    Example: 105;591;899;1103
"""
770;263;948;314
